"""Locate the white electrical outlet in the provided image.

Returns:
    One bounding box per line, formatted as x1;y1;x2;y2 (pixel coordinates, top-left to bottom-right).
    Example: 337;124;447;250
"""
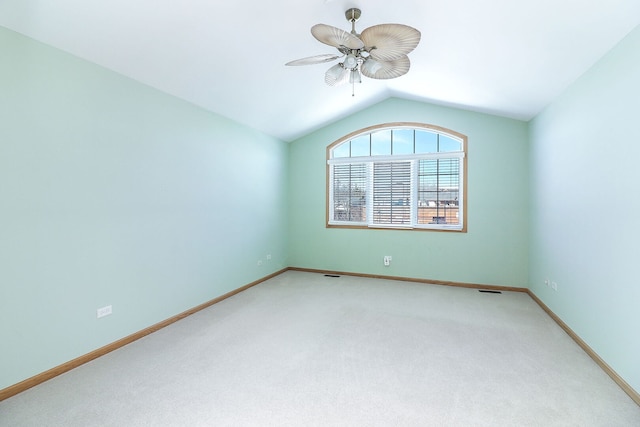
266;254;272;260
383;256;392;266
97;305;112;318
551;281;558;291
544;279;550;286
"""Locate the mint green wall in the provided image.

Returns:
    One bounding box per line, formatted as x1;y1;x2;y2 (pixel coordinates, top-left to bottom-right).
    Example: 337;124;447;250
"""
0;27;288;390
529;26;640;393
288;98;529;287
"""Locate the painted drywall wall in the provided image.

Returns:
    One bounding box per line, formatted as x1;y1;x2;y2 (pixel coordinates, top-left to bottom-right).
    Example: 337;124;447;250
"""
529;26;640;393
288;98;529;287
0;27;288;390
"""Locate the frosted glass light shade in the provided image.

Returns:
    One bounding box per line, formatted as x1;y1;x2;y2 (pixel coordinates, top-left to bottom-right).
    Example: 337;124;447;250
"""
325;63;347;86
343;54;358;69
349;69;362;84
362;59;383;75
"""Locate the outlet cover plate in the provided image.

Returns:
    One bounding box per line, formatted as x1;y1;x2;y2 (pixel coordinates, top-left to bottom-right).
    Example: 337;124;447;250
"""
97;305;112;318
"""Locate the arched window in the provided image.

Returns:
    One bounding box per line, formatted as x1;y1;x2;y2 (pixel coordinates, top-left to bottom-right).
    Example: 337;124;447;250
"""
327;123;467;231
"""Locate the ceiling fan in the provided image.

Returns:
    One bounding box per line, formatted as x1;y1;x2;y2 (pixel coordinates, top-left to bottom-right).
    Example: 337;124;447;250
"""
286;8;421;95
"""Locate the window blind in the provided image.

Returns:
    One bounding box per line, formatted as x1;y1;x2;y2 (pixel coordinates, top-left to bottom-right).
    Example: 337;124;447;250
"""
372;161;412;226
331;163;367;223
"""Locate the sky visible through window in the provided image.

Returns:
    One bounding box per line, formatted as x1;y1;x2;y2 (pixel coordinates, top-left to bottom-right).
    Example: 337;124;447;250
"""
332;129;462;158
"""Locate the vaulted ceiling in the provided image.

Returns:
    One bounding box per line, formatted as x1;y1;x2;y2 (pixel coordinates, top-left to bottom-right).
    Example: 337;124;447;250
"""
2;0;639;141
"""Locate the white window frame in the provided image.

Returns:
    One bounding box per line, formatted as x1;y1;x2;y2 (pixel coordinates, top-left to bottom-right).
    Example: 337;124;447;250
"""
326;123;467;232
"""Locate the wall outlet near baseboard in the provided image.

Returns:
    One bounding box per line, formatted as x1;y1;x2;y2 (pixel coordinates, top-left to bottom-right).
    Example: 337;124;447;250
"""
97;305;112;318
383;255;392;266
551;281;558;291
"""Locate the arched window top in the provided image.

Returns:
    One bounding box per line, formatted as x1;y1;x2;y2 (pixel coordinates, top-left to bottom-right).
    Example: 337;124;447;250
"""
329;123;465;159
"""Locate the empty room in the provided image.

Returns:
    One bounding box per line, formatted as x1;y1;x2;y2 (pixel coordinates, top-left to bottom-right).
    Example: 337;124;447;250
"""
1;1;639;425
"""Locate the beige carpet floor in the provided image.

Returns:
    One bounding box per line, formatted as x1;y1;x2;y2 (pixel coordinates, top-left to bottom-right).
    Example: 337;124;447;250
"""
1;271;639;426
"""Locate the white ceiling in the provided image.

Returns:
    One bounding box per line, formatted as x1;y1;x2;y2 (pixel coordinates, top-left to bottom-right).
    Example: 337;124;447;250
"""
1;0;639;142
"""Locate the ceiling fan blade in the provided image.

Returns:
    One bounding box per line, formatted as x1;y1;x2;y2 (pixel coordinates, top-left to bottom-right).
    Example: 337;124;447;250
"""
285;54;342;66
360;24;421;61
311;24;364;50
361;55;411;80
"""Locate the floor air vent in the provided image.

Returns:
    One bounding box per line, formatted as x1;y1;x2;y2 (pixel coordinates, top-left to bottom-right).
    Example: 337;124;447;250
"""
479;290;502;294
324;274;341;278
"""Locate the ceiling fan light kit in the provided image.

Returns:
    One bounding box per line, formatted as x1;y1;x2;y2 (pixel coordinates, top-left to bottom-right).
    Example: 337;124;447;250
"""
286;8;421;96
